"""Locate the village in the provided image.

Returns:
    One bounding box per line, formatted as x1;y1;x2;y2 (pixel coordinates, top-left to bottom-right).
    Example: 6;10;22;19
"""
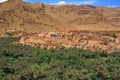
18;30;120;53
0;28;120;53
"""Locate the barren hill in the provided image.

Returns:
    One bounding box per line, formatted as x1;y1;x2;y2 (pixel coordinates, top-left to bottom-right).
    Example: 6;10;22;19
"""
0;0;120;32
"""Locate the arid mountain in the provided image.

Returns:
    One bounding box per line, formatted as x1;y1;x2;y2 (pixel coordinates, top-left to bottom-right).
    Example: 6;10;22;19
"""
0;0;120;32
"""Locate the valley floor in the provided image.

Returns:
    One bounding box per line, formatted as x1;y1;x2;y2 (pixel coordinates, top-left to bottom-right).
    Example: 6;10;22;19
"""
0;37;120;80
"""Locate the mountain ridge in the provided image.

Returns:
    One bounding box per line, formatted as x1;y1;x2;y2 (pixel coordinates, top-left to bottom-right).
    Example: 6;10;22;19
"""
0;0;120;32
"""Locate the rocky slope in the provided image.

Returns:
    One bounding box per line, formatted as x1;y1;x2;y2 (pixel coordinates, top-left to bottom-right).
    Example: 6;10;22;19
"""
0;0;120;32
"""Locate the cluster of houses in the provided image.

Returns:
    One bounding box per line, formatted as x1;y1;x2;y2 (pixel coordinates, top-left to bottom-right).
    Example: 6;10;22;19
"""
0;28;25;37
18;30;120;53
0;28;120;53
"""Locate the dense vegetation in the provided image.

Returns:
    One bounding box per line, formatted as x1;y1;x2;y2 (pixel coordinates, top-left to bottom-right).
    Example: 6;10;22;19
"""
103;33;117;38
0;37;120;80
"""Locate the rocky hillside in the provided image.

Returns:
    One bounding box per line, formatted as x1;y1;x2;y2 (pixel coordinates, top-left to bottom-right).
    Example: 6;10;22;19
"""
0;0;120;32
